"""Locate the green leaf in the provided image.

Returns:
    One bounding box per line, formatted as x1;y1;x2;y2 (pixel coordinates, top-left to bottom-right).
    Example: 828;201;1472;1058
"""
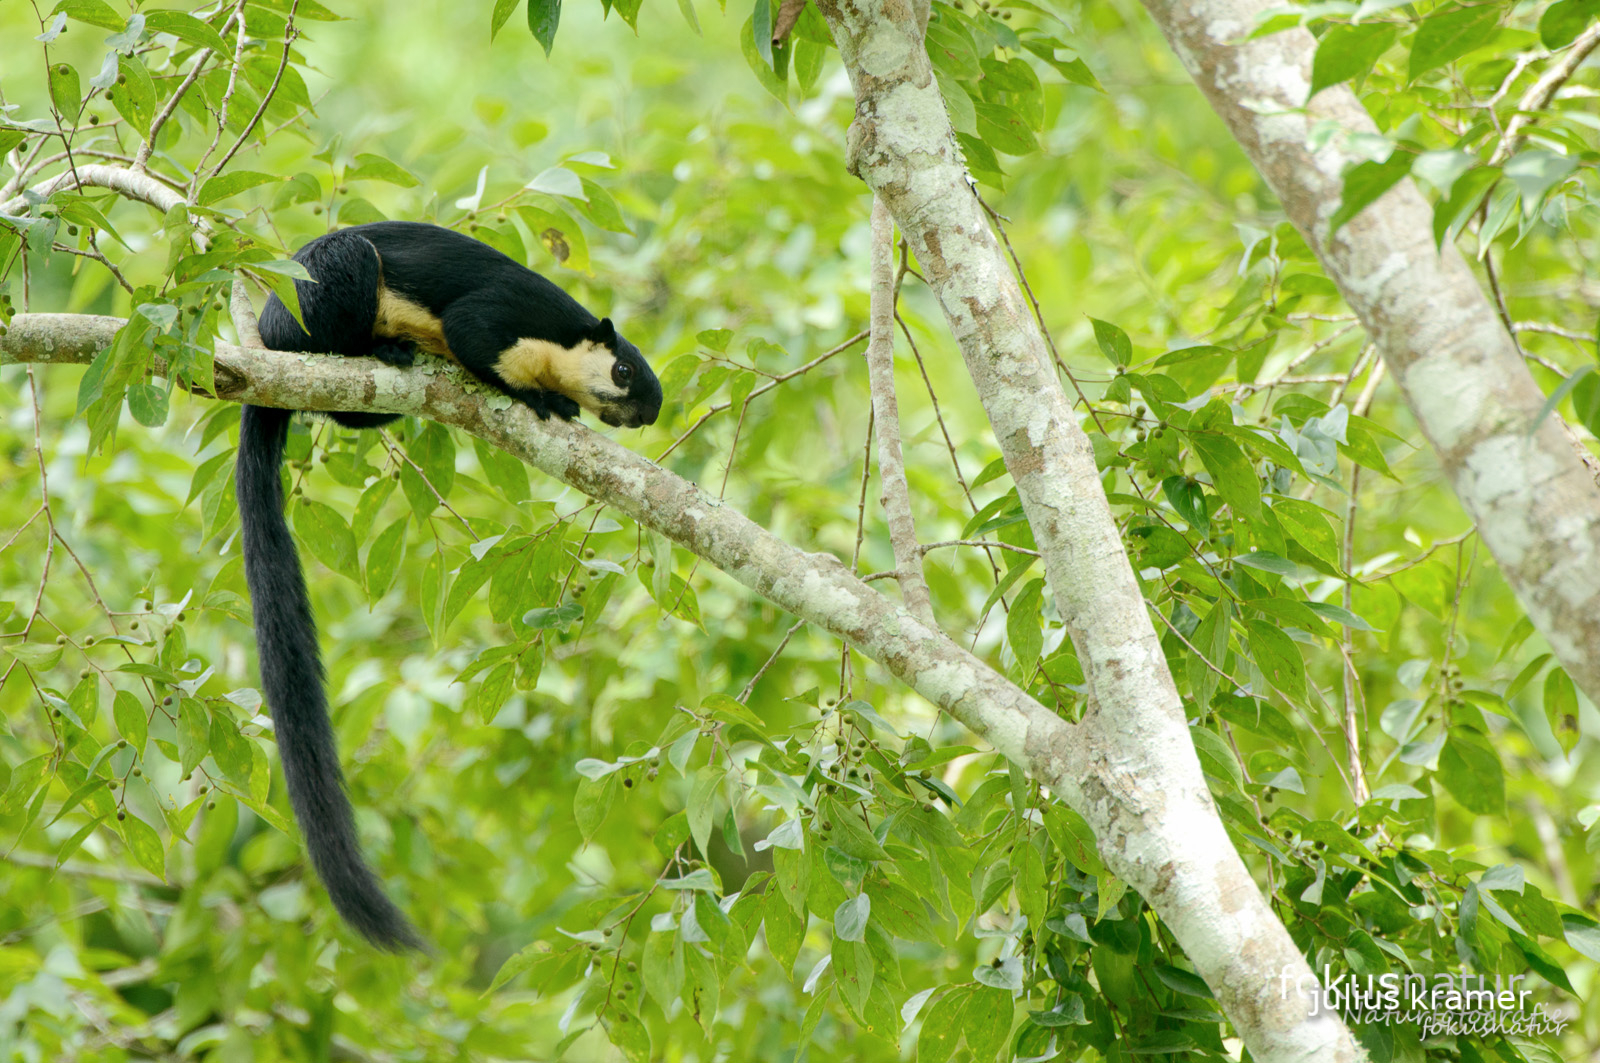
1006;578;1044;676
676;0;702;34
528;0;560;55
574;773;616;839
763;888;804;972
401;423;455;517
577;178;632;233
1191;433;1261;522
1409;4;1502;80
126;382;168;427
466;662;515;723
1155;965;1214;999
1543;667;1580;755
1272;498;1341;572
1090;317;1131;366
1540;0;1600;48
1304;601;1377;632
50;0;125;31
293;500;360;583
520;601;583;630
1563;916;1600;963
643;929;683;1005
1432;166;1500;248
834;893;870;941
113;690;148;753
1244;620;1307;703
48;61;82;119
4;642;64;671
1331;152;1414;234
490;0;522;40
753;0;774;65
178;697;209;775
1188;599;1231;712
823;797;890;861
364;517;407;601
209;713;254;788
831;936;875;1014
111;55;157;137
118;814;166;880
1310;23;1398;98
973;101;1038;155
345;153;420;188
1503;150;1577;213
962;984;1013;1061
926;18;979;79
1529;363;1595;437
1572;371;1600;439
142;10;231;55
605;1011;650;1062
741;16;788;103
688;766;722;857
917;987;970;1063
1437;729;1505;814
1019;38;1102;91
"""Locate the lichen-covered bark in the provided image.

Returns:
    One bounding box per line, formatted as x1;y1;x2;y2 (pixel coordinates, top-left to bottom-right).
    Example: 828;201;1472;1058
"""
1142;0;1600;707
811;1;1360;1057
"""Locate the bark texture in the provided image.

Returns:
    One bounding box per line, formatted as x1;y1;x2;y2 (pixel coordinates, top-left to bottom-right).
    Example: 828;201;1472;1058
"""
864;197;936;626
812;0;1360;1057
1142;0;1600;707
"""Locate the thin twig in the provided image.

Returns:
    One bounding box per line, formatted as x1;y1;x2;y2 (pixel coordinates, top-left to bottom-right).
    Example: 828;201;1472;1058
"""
134;9;241;173
1340;462;1370;804
921;539;1039;558
188;1;250;198
864;198;934;626
656;330;868;462
1494;21;1600;163
739;619;805;702
210;0;300;179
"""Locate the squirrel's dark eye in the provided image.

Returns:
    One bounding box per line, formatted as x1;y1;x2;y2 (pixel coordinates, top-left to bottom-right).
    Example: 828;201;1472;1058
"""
612;361;634;387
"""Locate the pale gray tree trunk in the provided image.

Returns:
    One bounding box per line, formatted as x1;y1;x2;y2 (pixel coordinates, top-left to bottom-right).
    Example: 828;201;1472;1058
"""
1141;0;1600;706
812;0;1362;1057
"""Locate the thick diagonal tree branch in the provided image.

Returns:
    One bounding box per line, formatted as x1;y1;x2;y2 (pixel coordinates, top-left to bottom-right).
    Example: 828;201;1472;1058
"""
812;1;1359;1058
1140;0;1600;708
1;310;1090;822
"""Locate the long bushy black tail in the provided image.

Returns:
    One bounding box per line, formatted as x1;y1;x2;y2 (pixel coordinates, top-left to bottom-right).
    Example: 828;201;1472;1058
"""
237;404;422;950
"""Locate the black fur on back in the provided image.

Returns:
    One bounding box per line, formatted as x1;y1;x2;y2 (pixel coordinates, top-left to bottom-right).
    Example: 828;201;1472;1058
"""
353;221;601;348
236;404;422;951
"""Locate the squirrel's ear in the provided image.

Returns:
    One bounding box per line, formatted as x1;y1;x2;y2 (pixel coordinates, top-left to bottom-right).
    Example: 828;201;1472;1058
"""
593;317;617;346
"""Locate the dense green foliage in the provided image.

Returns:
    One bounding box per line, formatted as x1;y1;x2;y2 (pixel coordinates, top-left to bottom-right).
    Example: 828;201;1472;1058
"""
2;0;1598;1060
